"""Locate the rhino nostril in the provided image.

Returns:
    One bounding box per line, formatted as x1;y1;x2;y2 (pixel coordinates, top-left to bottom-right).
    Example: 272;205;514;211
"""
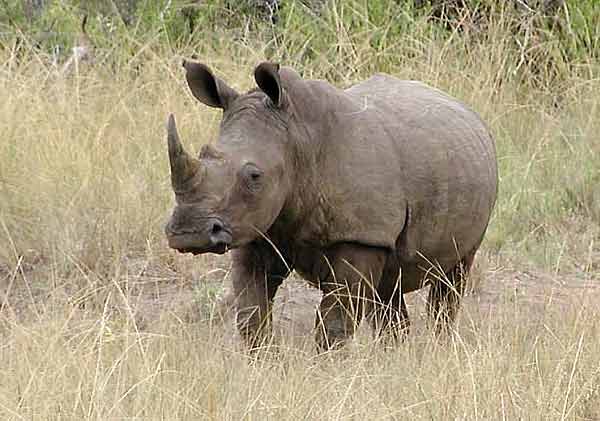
210;221;223;235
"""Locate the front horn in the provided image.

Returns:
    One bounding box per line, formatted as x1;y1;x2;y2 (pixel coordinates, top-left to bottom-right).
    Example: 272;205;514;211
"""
167;114;200;191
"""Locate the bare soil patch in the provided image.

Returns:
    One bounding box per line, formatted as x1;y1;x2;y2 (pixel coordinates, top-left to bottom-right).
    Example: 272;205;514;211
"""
132;252;600;346
2;251;598;346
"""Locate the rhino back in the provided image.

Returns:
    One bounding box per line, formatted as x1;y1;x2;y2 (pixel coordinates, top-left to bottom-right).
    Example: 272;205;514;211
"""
297;74;497;277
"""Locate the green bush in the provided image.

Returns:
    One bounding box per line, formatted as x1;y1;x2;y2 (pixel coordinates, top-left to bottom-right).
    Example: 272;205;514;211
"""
2;0;597;67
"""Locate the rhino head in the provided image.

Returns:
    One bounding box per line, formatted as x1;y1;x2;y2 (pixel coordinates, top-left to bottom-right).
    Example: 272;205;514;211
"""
165;61;294;255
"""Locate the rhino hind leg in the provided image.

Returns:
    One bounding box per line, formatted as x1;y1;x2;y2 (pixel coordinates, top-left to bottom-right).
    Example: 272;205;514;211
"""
369;257;410;344
314;243;387;352
369;289;410;345
426;249;476;333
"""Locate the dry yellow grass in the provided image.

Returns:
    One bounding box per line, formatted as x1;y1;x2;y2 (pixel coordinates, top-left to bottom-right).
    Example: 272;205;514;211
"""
1;272;600;419
1;12;599;419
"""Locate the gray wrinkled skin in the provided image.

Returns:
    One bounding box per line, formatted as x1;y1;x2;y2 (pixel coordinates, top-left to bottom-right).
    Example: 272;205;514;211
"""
165;61;498;351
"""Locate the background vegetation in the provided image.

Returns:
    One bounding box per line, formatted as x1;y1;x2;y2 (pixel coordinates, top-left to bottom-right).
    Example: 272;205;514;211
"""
0;0;599;419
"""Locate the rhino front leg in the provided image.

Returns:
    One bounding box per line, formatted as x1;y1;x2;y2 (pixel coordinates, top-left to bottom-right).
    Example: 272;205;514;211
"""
231;243;289;350
427;249;476;333
315;243;387;352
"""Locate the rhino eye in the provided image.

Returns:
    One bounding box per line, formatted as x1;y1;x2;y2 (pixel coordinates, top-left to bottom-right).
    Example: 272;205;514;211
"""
241;163;263;193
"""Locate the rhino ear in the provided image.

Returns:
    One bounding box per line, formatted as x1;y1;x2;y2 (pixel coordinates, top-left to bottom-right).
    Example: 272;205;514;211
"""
254;62;284;108
183;60;239;109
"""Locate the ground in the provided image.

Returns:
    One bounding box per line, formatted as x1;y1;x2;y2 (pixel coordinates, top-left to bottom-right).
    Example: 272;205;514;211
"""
4;249;595;348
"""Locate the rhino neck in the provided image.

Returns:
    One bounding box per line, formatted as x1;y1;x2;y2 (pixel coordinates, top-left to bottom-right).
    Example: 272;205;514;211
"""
270;136;334;249
266;78;366;247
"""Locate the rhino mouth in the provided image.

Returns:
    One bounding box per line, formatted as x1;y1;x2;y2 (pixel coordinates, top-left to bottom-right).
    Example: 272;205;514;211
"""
166;222;233;256
177;243;229;255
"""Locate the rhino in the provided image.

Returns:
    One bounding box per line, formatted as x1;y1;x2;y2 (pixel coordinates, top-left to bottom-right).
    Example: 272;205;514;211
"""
165;60;498;351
